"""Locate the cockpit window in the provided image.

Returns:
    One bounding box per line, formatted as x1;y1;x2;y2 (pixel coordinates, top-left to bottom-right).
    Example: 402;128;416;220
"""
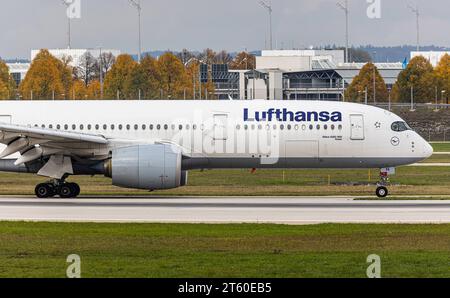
391;121;411;132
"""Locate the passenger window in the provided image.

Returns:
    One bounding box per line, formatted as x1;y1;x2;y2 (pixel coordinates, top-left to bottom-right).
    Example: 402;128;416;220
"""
72;124;76;130
88;125;92;130
157;125;161;130
80;125;84;130
119;125;123;130
64;124;68;130
95;124;99;130
142;125;147;130
150;125;154;130
126;125;130;130
164;125;168;130
103;124;108;130
134;124;138;130
111;125;115;130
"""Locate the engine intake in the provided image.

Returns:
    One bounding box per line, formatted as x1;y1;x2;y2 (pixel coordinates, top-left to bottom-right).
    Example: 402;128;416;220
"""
105;144;186;190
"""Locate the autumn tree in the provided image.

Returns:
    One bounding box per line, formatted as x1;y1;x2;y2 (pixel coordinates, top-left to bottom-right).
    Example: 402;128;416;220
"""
230;52;256;70
72;80;88;100
126;55;161;99
87;80;101;99
394;56;435;103
157;52;190;99
434;54;450;103
103;54;138;99
198;49;217;65
19;49;72;100
0;60;15;99
345;62;389;103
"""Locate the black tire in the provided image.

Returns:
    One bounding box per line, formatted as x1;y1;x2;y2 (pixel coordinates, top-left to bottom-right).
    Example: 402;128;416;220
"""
59;184;74;198
68;183;81;198
376;186;389;198
35;183;53;198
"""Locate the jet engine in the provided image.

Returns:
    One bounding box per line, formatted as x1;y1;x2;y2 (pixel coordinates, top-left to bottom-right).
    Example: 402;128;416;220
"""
105;144;188;190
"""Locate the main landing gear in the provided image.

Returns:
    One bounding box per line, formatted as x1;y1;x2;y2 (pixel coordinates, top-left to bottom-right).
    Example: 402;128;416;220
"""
35;180;80;199
375;168;394;198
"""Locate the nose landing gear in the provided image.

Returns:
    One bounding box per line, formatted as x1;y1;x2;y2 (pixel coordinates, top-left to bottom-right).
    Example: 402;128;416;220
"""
35;179;80;199
375;168;394;198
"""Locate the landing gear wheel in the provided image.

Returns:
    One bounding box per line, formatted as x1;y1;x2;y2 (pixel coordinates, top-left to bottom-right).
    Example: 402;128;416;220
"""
35;183;54;198
68;183;81;198
376;186;388;198
59;184;75;198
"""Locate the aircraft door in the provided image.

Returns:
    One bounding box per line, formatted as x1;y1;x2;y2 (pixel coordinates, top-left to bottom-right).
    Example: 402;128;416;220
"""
350;114;365;140
0;115;12;124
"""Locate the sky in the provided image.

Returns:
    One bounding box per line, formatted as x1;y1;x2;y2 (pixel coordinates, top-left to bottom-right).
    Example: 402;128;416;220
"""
1;0;449;59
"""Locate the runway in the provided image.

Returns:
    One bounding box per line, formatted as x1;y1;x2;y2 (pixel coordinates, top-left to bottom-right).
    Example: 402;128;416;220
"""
0;196;449;224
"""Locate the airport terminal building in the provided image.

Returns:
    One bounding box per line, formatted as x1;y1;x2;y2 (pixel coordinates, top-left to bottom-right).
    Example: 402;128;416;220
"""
207;50;403;101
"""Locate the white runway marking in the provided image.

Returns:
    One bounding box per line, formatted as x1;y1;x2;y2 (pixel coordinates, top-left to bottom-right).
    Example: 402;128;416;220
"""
0;196;449;224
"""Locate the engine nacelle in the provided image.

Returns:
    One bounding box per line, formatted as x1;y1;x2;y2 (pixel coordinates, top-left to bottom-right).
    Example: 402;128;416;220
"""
105;144;186;190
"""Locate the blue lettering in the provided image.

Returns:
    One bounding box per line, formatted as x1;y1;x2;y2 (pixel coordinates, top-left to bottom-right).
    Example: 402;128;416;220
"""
244;109;342;123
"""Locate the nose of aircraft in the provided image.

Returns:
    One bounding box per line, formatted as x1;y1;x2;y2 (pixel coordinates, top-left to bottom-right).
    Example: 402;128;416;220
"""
423;141;434;159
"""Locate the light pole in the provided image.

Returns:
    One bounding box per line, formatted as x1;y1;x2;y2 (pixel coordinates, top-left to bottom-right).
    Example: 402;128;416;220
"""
98;47;104;99
372;55;376;104
388;87;392;111
408;3;420;51
337;0;349;63
442;90;447;105
61;0;72;49
129;0;142;62
259;1;273;50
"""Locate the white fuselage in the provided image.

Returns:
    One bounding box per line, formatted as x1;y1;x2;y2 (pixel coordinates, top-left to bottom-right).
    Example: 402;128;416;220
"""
0;100;433;170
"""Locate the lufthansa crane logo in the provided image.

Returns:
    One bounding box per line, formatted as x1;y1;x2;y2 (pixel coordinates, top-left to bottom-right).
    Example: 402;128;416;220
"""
391;137;400;146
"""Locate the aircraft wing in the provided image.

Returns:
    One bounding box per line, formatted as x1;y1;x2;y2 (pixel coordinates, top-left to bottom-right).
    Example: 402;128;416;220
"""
0;123;110;168
0;123;108;145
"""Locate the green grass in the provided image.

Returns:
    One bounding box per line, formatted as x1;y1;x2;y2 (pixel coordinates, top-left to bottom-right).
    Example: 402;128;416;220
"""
422;154;450;163
0;222;449;278
431;142;450;152
0;165;449;196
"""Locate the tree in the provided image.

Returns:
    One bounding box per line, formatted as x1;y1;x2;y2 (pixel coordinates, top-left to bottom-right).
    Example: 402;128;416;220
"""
72;80;88;100
345;62;389;102
157;52;190;99
198;49;216;65
103;54;138;99
75;52;98;86
176;49;195;65
19;49;71;100
87;80;102;99
230;52;256;70
215;50;233;65
100;52;116;78
395;56;435;103
434;54;450;103
127;55;161;99
0;60;15;99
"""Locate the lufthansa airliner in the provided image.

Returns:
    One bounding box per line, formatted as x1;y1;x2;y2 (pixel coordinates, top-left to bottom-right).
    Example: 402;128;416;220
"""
0;100;433;198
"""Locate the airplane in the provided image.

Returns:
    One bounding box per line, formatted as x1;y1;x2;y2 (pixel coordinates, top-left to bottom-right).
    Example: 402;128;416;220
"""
0;100;433;199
